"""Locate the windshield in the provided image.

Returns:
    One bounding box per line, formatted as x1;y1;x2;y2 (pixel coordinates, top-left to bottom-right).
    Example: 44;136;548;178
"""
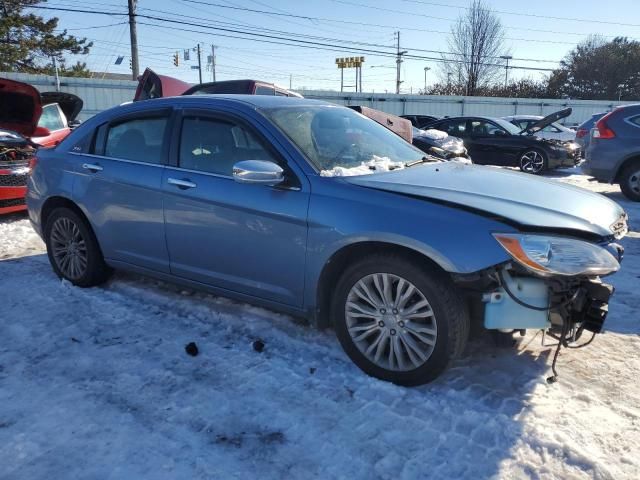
492;118;522;135
262;106;427;175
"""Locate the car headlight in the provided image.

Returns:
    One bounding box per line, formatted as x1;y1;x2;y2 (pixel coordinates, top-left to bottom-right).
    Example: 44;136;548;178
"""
493;233;620;277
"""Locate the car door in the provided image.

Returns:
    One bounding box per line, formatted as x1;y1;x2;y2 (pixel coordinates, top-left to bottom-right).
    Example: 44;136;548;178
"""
71;108;173;273
162;108;309;307
465;119;519;166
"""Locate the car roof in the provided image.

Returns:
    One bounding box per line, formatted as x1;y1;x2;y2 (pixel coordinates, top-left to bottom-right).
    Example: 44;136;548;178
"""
129;94;332;109
432;116;503;122
503;115;542;120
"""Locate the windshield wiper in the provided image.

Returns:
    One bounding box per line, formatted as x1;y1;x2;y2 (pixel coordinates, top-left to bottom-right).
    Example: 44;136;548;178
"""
405;155;440;168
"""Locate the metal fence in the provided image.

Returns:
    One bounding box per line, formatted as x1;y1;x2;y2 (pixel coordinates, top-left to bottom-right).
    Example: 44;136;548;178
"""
298;90;636;126
2;72;635;125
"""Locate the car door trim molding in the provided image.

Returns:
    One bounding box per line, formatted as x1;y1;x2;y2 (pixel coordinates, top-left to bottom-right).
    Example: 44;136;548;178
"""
69;152;165;169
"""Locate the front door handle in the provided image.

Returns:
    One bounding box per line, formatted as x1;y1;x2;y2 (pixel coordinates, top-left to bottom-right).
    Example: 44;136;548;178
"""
168;177;197;189
82;163;103;172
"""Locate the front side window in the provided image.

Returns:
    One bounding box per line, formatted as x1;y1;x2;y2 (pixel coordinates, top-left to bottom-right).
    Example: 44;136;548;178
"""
469;120;507;137
262;106;427;173
38;104;66;131
104;116;168;164
179;117;276;176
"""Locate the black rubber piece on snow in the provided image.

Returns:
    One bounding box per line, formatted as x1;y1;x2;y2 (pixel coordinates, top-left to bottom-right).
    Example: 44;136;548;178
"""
185;342;199;356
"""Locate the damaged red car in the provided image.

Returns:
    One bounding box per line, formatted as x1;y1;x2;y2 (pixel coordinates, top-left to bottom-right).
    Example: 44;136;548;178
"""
0;78;82;214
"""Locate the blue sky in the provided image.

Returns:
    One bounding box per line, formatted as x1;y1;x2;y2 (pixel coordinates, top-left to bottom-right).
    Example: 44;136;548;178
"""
40;0;640;92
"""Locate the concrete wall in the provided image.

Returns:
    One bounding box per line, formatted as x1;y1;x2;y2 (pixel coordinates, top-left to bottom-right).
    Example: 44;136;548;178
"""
2;72;635;125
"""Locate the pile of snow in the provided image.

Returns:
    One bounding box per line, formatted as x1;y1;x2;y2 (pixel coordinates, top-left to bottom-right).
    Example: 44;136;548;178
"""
320;155;404;177
416;128;448;140
1;168;639;479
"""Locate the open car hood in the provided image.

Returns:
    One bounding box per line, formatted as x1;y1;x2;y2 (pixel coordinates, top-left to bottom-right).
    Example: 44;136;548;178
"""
519;107;572;135
134;68;192;101
41;91;83;122
347;106;413;142
0;78;42;137
345;162;626;239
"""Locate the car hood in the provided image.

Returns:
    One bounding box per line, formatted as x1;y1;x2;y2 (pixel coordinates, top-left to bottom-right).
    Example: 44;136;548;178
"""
519;107;572;135
345;162;625;238
0;77;42;137
41;91;83;121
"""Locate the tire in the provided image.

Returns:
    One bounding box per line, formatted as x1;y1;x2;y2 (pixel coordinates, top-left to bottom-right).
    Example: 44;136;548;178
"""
619;160;640;202
331;254;469;386
44;207;112;287
519;149;548;174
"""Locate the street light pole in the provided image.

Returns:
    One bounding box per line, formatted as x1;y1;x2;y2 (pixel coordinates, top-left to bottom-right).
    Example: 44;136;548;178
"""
423;66;430;93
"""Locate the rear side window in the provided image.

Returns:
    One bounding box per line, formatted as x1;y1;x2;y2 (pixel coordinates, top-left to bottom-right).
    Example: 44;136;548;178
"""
104;117;168;164
440;120;466;137
179;116;277;176
255;85;275;95
39;104;66;131
628;115;640;127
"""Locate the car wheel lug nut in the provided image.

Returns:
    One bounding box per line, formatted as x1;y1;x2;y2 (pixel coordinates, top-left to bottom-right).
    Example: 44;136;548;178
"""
398;321;404;327
378;321;385;327
380;308;386;314
390;329;396;335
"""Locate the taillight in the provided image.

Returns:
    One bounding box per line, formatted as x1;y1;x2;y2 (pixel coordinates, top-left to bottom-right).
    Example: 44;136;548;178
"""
28;156;38;174
576;128;588;138
593;112;617;139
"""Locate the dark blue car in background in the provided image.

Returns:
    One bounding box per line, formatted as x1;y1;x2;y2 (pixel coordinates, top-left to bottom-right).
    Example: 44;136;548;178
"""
27;95;627;385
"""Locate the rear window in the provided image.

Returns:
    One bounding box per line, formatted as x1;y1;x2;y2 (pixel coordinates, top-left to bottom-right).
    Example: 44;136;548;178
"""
103;117;168;164
628;115;640;127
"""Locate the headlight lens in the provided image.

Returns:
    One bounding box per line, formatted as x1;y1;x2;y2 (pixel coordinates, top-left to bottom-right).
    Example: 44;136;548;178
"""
493;233;620;277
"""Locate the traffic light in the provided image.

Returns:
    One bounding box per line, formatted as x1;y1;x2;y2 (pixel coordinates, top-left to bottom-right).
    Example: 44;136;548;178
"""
173;52;179;67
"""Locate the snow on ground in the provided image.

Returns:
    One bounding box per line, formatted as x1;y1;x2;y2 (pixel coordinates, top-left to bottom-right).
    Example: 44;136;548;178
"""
0;169;639;479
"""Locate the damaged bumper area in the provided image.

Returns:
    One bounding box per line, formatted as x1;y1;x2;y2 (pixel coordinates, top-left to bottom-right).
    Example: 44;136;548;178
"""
0;130;36;214
454;231;625;382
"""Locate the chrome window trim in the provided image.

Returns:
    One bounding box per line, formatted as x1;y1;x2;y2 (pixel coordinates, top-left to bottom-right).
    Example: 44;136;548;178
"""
68;152;165;168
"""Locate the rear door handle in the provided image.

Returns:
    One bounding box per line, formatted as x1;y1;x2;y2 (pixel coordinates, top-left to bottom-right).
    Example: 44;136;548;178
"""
82;163;103;172
168;177;197;189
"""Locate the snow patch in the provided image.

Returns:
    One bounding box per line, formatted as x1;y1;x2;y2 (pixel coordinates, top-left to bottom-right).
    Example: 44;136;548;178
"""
320;155;405;177
416;128;448;140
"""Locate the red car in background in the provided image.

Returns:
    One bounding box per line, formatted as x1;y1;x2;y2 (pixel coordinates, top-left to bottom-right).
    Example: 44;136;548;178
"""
133;68;302;101
0;78;82;214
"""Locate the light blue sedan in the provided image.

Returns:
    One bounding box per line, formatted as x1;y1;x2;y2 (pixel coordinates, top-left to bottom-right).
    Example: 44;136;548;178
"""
27;95;627;385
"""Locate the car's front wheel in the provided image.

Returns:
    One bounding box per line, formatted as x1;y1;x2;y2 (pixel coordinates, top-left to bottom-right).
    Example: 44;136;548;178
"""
619;160;640;201
44;207;112;287
332;255;469;386
519;149;547;174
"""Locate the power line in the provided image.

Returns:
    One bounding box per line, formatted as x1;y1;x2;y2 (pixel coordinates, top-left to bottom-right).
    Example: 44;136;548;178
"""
398;0;640;28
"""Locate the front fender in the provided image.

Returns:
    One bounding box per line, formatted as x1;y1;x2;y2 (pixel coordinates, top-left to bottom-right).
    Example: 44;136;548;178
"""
303;177;515;311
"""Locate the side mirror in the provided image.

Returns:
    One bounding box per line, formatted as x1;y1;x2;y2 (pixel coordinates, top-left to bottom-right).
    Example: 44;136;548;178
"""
68;120;82;130
493;129;507;137
33;126;51;137
232;160;284;186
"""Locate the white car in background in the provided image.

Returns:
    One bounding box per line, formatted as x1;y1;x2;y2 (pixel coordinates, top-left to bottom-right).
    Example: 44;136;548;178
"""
503;115;576;142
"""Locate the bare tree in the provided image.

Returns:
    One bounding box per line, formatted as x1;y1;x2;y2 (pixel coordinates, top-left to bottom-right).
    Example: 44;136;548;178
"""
440;0;507;96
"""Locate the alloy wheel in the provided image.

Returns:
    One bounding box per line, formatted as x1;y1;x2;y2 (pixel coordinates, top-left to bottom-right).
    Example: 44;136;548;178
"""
520;151;545;173
50;217;88;280
345;273;437;372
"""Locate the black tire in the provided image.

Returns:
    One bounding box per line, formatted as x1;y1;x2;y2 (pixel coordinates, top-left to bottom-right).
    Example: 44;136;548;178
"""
519;149;548;174
331;254;469;386
619;160;640;202
44;207;112;287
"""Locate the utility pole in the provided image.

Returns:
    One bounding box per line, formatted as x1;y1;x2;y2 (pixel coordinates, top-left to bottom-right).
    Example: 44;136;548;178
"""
500;55;512;88
447;71;452;95
127;0;139;80
395;31;407;95
289;74;292;90
196;43;202;84
423;66;430;93
211;45;216;82
52;56;60;91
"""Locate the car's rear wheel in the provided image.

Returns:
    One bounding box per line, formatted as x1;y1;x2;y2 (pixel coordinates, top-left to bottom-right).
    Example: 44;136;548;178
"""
519;149;547;174
332;255;469;386
44;207;112;287
619;160;640;202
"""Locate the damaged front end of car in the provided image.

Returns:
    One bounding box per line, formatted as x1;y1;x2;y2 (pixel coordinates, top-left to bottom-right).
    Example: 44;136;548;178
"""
0;129;37;214
456;221;627;382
